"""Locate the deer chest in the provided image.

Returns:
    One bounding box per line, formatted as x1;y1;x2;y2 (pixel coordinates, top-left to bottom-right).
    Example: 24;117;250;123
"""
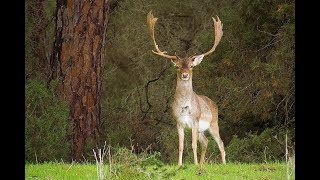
176;105;193;128
173;103;211;132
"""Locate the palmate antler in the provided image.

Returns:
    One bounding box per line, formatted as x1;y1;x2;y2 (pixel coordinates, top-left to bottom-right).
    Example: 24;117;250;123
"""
147;11;223;59
147;11;178;60
200;16;223;57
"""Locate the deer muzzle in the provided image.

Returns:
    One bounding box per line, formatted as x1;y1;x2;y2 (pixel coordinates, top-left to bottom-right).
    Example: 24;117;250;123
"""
181;72;189;80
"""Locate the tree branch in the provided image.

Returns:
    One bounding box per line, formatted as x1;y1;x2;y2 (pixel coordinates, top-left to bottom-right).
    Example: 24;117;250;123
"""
140;64;171;121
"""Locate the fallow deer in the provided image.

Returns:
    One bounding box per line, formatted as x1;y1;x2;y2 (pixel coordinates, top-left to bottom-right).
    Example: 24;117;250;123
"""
147;11;226;165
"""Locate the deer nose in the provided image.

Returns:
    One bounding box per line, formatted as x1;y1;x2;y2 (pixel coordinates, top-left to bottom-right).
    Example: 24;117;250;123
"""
182;72;189;79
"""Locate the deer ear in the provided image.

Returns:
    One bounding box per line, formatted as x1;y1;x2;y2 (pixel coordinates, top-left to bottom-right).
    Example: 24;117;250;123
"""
192;54;204;66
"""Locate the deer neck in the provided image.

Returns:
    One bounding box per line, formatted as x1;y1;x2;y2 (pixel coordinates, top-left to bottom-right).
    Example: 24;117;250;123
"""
174;75;194;100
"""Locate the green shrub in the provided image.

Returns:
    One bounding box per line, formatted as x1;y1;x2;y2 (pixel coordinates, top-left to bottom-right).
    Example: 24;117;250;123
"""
25;80;70;162
226;127;294;163
105;146;179;179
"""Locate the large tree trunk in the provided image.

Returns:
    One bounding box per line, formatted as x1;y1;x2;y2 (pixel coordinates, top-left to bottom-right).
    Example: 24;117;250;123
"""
51;0;108;161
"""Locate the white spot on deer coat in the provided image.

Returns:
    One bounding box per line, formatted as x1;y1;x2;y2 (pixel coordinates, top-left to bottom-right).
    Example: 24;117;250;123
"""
199;121;210;132
178;116;210;132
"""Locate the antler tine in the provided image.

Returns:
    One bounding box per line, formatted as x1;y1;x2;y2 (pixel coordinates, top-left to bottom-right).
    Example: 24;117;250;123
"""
201;16;223;57
147;11;177;60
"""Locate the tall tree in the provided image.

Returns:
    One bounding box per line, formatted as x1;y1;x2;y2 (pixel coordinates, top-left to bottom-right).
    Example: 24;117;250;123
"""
50;0;109;161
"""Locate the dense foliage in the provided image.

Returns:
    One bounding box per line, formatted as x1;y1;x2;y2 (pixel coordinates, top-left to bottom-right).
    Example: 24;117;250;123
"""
25;80;70;162
25;0;294;163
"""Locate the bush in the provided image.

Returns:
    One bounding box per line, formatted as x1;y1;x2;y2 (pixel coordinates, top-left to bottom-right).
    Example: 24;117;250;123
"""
25;80;70;162
105;146;180;179
226;127;294;163
156;128;179;164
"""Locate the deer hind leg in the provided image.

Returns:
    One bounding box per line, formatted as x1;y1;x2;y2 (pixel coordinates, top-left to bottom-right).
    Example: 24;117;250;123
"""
198;132;208;164
208;123;226;164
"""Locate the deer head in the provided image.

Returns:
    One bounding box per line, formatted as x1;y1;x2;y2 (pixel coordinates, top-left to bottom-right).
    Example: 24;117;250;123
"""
147;11;223;81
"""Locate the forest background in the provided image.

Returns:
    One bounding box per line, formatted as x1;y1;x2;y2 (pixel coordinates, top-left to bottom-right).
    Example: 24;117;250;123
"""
25;0;295;164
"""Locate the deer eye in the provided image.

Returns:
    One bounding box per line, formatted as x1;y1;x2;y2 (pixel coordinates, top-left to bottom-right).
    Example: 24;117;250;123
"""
190;65;194;68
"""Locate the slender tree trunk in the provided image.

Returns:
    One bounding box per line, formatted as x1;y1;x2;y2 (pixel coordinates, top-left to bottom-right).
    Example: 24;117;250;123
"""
50;0;108;161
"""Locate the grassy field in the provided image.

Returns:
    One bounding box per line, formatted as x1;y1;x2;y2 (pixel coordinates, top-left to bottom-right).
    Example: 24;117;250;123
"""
26;162;289;179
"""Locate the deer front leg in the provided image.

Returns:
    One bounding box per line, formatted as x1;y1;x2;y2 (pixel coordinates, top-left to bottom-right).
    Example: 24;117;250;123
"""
192;121;199;165
177;123;184;165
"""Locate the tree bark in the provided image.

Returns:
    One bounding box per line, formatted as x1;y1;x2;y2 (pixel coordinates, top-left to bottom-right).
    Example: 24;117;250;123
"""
51;0;108;161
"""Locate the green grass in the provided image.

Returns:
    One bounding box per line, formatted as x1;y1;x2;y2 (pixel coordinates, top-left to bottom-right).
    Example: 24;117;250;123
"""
26;163;97;179
26;162;288;179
